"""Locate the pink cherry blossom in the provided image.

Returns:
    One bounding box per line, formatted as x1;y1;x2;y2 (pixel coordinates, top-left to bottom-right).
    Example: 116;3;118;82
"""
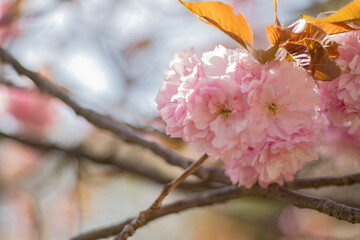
156;45;322;188
226;141;318;188
225;60;321;188
320;31;360;132
184;45;251;159
321;124;360;169
155;49;202;138
156;45;250;158
223;158;258;189
184;73;249;158
247;60;321;143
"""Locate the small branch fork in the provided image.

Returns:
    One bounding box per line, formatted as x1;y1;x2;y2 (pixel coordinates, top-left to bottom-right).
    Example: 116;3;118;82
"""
2;47;360;240
114;154;208;240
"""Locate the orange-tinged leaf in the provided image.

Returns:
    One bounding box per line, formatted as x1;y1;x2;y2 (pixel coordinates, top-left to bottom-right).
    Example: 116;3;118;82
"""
307;21;356;35
306;40;340;81
301;0;360;23
266;25;291;45
284;42;310;69
323;39;339;59
266;20;327;45
179;0;253;48
284;39;340;81
289;21;327;43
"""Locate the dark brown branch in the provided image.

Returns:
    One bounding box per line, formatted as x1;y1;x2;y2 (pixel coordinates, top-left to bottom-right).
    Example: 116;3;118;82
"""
6;122;360;191
71;184;360;240
4;125;360;191
5;48;360;190
0;47;229;185
285;173;360;189
3;47;360;240
0;131;218;190
267;185;360;223
115;154;208;240
70;185;260;240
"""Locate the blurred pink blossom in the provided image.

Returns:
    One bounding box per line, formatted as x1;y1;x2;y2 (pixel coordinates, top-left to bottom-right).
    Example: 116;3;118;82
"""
320;31;360;132
321;124;360;170
278;205;360;239
7;88;56;136
0;0;20;45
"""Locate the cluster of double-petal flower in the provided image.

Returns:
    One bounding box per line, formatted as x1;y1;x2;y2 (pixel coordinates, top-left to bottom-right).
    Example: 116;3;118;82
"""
156;45;322;188
320;31;360;133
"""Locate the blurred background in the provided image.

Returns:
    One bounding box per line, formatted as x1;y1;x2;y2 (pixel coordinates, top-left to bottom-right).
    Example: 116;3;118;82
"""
1;0;360;239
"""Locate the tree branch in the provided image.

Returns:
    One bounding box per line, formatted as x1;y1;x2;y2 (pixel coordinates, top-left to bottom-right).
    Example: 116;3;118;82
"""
71;183;360;240
70;185;260;240
267;185;360;223
3;48;360;240
6;124;359;191
284;173;360;189
0;47;230;185
114;154;208;240
3;124;360;191
0;131;218;190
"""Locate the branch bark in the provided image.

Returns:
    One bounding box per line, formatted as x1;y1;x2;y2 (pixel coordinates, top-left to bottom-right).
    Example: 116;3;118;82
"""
0;47;230;185
3;128;360;191
284;173;360;189
3;48;360;240
70;185;259;240
267;185;360;223
0;131;218;190
114;154;208;240
71;184;360;240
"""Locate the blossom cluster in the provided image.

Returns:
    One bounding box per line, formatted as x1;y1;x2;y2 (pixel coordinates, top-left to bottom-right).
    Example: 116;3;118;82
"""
320;32;360;133
156;29;360;188
156;45;322;187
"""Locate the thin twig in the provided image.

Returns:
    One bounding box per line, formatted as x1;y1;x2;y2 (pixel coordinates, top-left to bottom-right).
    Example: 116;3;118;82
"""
114;154;208;240
0;47;229;185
